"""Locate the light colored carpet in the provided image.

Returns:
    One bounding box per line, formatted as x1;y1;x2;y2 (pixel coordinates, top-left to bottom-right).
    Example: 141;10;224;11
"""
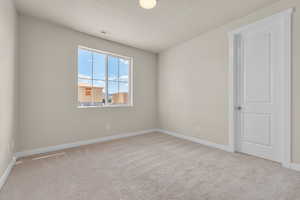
1;132;300;200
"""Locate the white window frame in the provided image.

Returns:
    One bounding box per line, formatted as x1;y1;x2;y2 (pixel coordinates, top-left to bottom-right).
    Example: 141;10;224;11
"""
77;45;133;108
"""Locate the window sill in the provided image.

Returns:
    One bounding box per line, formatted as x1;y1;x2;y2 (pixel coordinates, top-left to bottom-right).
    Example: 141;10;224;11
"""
77;104;134;109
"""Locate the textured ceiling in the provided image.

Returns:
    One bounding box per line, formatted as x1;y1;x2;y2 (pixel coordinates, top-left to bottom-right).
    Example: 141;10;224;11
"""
14;0;280;52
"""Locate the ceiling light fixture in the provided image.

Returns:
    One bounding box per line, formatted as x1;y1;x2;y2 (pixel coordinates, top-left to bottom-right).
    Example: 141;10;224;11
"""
139;0;157;9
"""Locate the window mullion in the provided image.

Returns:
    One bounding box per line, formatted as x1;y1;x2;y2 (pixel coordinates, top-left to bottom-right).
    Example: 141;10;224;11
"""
105;55;108;105
118;58;120;95
91;52;94;105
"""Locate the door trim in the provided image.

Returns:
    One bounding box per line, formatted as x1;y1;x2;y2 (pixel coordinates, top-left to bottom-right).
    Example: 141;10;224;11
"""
228;8;293;167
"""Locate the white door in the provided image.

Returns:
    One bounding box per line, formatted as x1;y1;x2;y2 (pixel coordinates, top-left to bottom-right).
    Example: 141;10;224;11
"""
235;14;287;162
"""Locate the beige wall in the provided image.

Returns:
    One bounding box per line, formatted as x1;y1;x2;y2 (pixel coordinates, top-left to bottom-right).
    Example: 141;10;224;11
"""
158;0;300;163
0;0;18;176
18;15;157;151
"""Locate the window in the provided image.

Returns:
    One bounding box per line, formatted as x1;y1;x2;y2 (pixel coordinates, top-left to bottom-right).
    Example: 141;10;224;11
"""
77;46;132;107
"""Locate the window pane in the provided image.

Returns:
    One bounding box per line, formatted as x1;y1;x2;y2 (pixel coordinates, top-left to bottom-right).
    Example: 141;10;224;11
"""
93;52;105;80
107;81;118;104
107;81;129;105
118;82;129;104
107;56;130;105
119;82;129;93
108;56;118;81
78;79;93;106
119;58;129;82
93;80;105;106
78;48;93;80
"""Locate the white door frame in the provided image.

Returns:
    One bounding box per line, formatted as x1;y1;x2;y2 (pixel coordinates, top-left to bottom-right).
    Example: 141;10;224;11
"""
228;8;293;167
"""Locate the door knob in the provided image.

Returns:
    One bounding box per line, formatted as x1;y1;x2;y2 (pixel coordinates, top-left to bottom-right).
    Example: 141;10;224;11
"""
235;106;243;110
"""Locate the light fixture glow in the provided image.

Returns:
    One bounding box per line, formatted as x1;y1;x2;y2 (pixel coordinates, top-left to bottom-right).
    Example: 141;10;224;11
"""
139;0;157;9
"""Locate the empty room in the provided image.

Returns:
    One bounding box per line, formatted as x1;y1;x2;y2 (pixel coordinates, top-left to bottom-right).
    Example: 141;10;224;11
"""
1;0;300;199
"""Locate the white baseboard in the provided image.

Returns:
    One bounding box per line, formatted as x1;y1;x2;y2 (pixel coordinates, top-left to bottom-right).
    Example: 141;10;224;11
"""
289;163;300;172
13;128;300;173
15;129;156;159
156;129;300;172
0;157;16;191
157;129;233;152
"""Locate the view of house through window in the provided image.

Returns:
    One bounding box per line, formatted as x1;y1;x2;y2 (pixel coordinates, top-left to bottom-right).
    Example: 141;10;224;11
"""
78;47;131;107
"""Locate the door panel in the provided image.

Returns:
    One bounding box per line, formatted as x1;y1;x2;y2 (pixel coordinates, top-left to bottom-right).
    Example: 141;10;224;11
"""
236;17;283;162
244;32;271;103
242;113;271;146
